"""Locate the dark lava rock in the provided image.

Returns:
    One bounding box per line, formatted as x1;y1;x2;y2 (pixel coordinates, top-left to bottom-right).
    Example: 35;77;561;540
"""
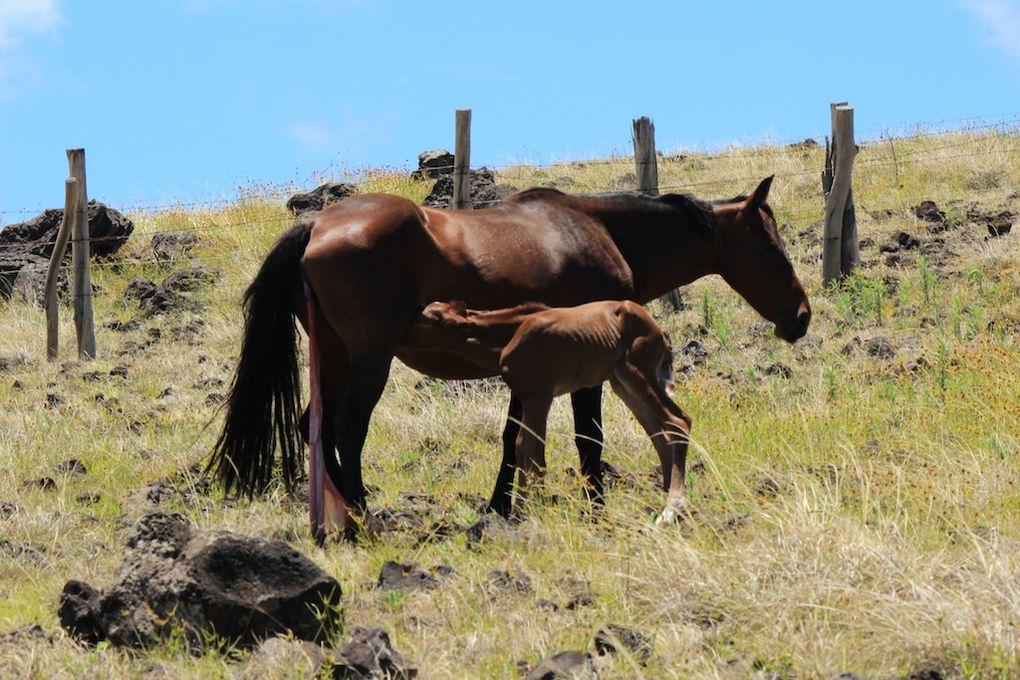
905;669;944;680
678;339;709;372
55;459;88;478
865;336;896;360
151;232;198;263
411;149;455;181
465;513;513;546
334;626;417;679
22;477;56;491
286;181;356;215
44;392;64;409
161;264;218;292
896;231;921;249
0;538;45;563
753;475;781;498
525;650;596;680
912;201;948;227
1;501;18;519
593;623;652;664
104;318;142;333
124;277;158;302
377;561;454;592
10;258;68;305
375;508;426;533
761;363;792;379
110;364;129;378
0;202;133;298
421;167;518;209
966;204;1015;237
58;512;342;649
76;492;102;505
486;569;533;595
140;285;199;316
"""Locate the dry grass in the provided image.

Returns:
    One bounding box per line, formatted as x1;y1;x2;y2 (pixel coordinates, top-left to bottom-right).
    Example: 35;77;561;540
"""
1;127;1019;678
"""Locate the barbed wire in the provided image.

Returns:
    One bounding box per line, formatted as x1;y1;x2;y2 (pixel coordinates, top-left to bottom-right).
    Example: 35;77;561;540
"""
3;113;1019;221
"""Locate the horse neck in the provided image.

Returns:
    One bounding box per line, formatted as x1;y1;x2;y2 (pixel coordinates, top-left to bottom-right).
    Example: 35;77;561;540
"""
450;309;534;368
582;197;722;303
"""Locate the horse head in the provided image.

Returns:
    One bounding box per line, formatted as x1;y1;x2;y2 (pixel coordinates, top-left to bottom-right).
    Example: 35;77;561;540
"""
716;176;811;343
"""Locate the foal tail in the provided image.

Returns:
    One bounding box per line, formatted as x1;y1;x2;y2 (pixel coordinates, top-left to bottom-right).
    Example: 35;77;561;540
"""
207;221;313;496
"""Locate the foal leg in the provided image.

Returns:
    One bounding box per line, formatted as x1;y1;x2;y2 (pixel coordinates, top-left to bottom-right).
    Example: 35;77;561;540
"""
488;394;523;517
570;385;605;507
610;363;692;525
513;394;553;518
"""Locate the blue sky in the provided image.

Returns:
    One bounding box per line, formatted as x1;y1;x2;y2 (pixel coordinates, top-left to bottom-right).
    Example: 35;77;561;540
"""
1;0;1018;221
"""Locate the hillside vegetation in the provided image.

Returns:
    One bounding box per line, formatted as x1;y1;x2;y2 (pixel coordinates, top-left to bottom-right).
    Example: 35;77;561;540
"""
1;126;1019;678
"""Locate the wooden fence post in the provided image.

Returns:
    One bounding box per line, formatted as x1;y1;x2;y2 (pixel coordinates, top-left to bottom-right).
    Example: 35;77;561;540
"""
822;104;858;286
634;116;683;312
67;148;96;360
453;109;472;209
44;177;77;360
632;116;658;196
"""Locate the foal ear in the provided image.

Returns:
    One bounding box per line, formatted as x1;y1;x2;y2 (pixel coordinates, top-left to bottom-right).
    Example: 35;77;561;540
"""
747;176;774;208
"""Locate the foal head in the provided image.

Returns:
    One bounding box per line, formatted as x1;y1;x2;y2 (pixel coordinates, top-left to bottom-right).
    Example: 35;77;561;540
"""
715;177;811;343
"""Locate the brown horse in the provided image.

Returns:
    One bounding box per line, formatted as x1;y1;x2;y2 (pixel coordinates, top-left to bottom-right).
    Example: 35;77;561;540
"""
406;299;692;522
208;176;810;539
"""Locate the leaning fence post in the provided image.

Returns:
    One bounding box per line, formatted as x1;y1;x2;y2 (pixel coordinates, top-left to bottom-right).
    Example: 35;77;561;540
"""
67;148;96;360
634;116;682;312
822;104;858;286
44;177;77;360
453;109;472;209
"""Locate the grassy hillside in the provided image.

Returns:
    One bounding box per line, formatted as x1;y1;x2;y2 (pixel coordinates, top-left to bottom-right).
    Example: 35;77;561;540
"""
1;126;1019;678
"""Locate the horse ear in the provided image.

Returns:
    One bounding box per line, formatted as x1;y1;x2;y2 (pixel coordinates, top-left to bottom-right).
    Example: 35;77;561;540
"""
748;176;774;207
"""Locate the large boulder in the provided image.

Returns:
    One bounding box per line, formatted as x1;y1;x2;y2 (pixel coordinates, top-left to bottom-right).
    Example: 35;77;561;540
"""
421;167;518;209
410;149;455;181
58;512;342;649
286;182;356;215
0;201;133;298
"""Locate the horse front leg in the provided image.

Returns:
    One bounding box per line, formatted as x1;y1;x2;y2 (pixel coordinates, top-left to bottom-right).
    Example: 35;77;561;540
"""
488;394;522;517
570;385;605;508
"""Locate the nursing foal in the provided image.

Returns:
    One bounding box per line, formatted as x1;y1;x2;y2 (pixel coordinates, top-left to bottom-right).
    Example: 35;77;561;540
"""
407;299;691;523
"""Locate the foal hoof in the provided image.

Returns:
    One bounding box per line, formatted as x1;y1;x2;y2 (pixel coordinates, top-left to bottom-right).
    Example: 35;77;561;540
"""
655;499;688;526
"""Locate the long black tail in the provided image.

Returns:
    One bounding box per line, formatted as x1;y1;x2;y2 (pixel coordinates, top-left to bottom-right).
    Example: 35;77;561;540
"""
207;221;313;496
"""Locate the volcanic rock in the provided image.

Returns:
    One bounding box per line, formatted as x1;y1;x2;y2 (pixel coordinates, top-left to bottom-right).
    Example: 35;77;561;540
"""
421;167;518;209
58;512;342;648
411;149;455;181
0;202;133;297
286;182;356;215
525;651;596;680
593;623;652;664
333;626;418;679
151;232;198;263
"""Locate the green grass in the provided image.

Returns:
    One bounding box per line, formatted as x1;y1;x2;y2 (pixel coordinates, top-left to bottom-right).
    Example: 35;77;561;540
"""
1;127;1020;678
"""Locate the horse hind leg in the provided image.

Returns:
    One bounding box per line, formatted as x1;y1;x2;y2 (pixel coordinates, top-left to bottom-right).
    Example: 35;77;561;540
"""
332;354;392;534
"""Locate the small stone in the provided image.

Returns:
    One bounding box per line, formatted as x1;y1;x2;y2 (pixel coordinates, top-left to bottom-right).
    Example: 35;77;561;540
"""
44;393;64;409
55;459;88;478
110;365;129;378
486;569;533;595
593;623;652;664
22;477;56;492
525;651;595;680
332;626;417;679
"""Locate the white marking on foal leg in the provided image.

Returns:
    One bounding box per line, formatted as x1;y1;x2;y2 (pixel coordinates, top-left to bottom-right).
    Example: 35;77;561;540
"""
655;496;688;526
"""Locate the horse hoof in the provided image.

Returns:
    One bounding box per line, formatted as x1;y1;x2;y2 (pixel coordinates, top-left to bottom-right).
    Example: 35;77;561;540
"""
655;499;687;526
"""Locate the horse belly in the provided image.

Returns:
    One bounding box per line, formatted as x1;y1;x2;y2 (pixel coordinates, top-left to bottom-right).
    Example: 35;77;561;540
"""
394;347;498;381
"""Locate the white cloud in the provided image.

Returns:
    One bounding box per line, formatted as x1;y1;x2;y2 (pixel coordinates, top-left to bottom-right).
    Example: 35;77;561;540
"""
0;0;62;48
961;0;1020;59
286;120;336;149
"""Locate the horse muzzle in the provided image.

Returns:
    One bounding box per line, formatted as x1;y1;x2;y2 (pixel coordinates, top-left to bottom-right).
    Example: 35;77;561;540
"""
775;305;811;343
